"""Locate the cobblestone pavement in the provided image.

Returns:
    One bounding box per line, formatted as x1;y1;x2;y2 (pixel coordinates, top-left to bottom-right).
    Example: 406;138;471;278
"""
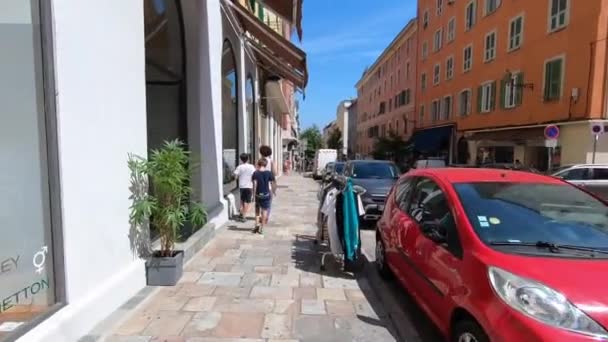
103;174;399;342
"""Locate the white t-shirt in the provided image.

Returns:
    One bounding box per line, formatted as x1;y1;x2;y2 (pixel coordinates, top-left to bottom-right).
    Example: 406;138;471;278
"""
321;188;343;255
233;163;256;189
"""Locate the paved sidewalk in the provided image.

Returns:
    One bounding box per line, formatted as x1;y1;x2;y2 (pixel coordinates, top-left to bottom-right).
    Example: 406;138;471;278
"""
102;174;398;342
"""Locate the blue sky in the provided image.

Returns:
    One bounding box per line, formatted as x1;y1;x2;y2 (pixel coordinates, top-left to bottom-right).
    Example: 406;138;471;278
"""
296;0;417;130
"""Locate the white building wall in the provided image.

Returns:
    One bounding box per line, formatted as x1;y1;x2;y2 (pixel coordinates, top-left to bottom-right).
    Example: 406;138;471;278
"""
20;0;148;340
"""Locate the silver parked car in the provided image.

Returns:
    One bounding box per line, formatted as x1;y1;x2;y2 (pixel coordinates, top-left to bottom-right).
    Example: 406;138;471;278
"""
552;164;608;200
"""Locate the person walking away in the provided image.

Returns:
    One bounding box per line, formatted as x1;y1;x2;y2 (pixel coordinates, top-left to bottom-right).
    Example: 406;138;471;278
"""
233;153;256;222
252;158;276;235
259;145;277;219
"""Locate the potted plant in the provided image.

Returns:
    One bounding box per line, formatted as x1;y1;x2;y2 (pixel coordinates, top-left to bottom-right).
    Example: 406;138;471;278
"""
128;139;207;286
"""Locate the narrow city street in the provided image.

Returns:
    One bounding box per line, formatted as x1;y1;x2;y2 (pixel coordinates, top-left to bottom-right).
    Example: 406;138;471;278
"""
101;174;407;342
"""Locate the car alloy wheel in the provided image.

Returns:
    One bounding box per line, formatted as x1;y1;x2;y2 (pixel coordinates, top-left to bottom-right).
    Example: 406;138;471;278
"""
458;333;478;342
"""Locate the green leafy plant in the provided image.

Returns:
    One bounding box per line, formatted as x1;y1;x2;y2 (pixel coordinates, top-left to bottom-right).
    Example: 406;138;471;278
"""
128;140;207;257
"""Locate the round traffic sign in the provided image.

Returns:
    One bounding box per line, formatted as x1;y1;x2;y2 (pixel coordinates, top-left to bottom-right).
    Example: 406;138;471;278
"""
544;125;560;139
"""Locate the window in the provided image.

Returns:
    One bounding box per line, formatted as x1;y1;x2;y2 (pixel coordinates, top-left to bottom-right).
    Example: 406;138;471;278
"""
421;72;427;90
423;9;430;29
406;62;411;80
422;41;429;59
485;0;501;15
544;57;564;101
395;178;415;212
405;89;411;105
465;1;477;30
437;0;444;15
222;40;240;194
503;72;523;108
549;0;569;32
509;15;524;51
446;56;454;80
379;101;387;114
463;45;473;72
484;31;497;62
419;105;425;126
1;0;65;335
407;178;451;226
447;17;456;42
459;89;472;116
433;63;441;85
592;168;608;180
443;96;453;120
434;29;443;52
431;99;441;122
389;99;393;112
478;81;496;113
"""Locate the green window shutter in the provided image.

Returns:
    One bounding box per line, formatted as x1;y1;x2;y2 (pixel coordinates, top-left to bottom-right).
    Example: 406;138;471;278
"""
515;72;524;106
499;79;506;109
249;0;256;10
477;86;483;113
490;81;497;111
257;2;264;20
553;59;563;99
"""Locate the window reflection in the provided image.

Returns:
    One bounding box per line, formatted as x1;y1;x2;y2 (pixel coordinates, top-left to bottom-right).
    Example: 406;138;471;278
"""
222;40;239;194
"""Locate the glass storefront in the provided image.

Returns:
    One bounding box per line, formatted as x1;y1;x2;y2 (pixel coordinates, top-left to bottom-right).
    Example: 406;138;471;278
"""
0;0;61;339
246;76;255;159
221;40;239;194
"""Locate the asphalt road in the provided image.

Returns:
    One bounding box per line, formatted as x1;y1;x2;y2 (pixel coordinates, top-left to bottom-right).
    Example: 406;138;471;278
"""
360;228;444;342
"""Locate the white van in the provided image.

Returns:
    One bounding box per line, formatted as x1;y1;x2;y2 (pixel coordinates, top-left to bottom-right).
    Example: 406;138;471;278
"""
313;149;337;179
415;158;446;169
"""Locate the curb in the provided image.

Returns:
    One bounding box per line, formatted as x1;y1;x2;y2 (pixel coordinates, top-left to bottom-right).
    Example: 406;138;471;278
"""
361;248;423;342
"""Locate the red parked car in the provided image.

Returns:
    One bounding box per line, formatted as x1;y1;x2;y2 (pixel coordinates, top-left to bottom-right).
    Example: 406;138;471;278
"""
376;168;608;342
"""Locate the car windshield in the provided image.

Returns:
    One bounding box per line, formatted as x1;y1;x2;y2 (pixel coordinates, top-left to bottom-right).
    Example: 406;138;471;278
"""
352;163;399;179
454;182;608;250
335;163;345;174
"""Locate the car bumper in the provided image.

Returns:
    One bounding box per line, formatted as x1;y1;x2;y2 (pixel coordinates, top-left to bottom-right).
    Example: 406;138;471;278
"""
486;305;606;342
362;203;385;221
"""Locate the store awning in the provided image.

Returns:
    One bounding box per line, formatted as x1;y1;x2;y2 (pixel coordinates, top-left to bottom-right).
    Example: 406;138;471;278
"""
412;125;454;153
256;0;303;41
467;127;545;142
223;0;308;89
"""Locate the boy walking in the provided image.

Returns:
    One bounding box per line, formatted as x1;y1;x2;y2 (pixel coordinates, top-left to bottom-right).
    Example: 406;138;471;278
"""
252;158;276;235
233;153;256;222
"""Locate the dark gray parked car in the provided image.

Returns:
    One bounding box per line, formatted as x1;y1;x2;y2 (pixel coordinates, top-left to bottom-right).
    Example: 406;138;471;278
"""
552;164;608;200
340;160;400;222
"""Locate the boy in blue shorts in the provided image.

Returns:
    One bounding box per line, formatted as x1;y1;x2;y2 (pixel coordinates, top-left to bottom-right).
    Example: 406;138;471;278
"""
252;158;276;235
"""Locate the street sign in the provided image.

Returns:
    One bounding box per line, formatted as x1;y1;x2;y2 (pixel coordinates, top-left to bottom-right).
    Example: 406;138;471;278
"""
544;125;560;140
545;139;558;148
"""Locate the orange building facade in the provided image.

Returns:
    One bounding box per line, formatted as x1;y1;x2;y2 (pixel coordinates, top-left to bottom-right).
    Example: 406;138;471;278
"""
355;19;418;158
416;0;608;169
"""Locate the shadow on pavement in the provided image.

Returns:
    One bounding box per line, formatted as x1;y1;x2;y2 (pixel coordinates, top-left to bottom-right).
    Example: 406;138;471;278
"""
290;234;404;341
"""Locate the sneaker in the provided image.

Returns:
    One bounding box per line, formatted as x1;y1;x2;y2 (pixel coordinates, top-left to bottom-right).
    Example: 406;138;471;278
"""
253;225;260;234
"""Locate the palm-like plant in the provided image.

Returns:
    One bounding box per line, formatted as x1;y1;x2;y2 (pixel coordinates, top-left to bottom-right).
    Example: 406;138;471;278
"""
128;140;207;257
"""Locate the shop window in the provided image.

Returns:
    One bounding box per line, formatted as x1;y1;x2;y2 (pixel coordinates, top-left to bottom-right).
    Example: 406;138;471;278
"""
0;0;63;338
221;40;239;194
246;76;255;158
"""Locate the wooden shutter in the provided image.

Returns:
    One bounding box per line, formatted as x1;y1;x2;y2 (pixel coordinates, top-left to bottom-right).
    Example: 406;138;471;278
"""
477;86;483;113
490;81;497;110
500;79;506;109
515;72;524;105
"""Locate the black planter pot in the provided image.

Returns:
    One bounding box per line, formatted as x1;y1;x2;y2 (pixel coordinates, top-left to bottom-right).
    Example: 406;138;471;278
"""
145;250;184;286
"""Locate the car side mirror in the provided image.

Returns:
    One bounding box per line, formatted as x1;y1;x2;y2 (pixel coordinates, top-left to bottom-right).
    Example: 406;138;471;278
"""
421;221;447;244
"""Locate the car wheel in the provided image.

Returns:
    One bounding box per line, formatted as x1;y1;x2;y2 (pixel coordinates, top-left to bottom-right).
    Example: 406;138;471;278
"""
451;319;490;342
375;235;392;280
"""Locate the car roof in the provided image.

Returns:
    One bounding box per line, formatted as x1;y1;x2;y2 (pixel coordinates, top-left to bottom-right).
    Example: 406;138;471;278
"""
564;164;608;168
348;160;394;164
407;168;564;185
